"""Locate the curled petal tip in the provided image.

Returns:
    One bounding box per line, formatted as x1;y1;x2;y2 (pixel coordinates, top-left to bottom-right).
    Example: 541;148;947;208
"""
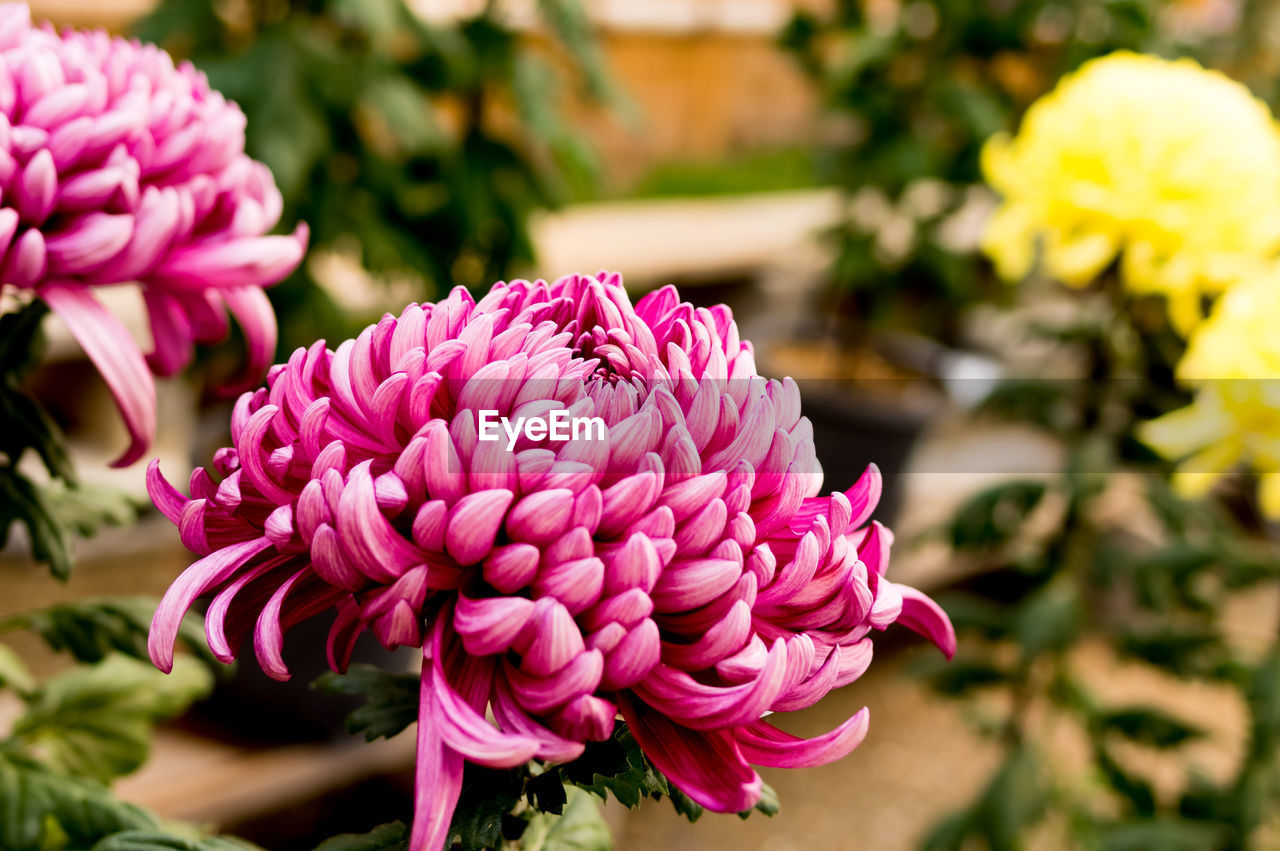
40;285;156;467
146;457;188;523
896;583;957;660
146;630;175;675
736;706;870;769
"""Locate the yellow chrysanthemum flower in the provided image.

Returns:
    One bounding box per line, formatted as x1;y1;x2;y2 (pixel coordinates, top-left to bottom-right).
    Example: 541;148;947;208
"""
1141;274;1280;516
982;52;1280;334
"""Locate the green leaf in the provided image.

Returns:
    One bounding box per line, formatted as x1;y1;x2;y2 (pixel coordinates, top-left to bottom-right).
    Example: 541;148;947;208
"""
926;592;1015;640
1094;744;1156;816
667;786;703;823
1099;707;1204;749
91;831;256;850
1241;650;1280;778
947;480;1047;552
363;75;441;155
312;822;409;851
0;388;74;483
14;655;214;783
521;787;613;851
0;300;75;486
448;766;525;851
0;642;35;694
527;768;569;815
739;782;778;819
3;597;213;667
313;665;419;741
0;752;156;850
0;465;74;579
561;727;666;809
536;0;611;101
976;379;1079;433
1096;818;1226;851
1013;583;1080;657
42;481;139;540
134;0;607;356
972;747;1046;851
920;657;1010;696
0;298;50;376
330;0;404;44
1117;626;1225;679
919;810;972;851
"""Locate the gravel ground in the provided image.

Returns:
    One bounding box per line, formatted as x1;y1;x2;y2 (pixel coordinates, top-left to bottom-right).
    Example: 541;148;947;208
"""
608;643;999;851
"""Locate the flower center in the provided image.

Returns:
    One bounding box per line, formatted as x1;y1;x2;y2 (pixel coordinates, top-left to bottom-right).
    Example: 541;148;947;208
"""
574;327;639;384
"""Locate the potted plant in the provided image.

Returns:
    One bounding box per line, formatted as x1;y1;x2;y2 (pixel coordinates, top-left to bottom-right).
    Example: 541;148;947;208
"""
772;0;1197;518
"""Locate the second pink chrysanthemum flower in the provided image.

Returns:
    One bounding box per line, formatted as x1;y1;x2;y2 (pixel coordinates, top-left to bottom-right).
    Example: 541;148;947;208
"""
148;272;954;851
0;3;306;465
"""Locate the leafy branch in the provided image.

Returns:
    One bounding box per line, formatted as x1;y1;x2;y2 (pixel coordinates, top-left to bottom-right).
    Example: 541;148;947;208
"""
919;294;1280;849
0;601;248;850
0;299;140;579
316;665;779;850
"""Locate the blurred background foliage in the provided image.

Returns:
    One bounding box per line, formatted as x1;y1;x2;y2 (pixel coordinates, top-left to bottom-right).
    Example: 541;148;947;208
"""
0;600;231;850
8;0;1280;848
916;291;1280;849
136;0;610;355
780;0;1230;343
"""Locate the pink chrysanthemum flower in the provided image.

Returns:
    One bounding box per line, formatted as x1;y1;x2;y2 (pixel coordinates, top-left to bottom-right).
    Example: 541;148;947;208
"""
0;3;307;466
147;272;954;850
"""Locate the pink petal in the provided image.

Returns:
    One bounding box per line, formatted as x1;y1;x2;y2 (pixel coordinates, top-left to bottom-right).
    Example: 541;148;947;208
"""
649;557;742;610
491;673;586;764
445;489;514;565
58;166;138;211
602;532;661;595
40;284;155;467
661;600;751;670
601;617;661;690
326;597;364;673
633;637;799;730
736;707;870;768
410;650;466;851
111;186;179;279
254;567;344;680
148;536;272;673
146;459;188;523
505;649;603;713
2;228;47;287
45;213;134;275
427;617;541;767
597;471;661;538
336;461;422;582
895;583;957;659
620;693;762;813
204;553;294;663
482;542;540;593
143;289;195;376
518;598;585;677
219;285;278;394
16;149;56;224
154;224;308;289
547;693;616;743
506;489;575;546
453;594;535;656
530;556;605;614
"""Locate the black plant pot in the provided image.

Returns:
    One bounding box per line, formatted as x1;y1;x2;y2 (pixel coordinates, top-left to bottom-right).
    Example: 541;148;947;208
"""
188;613;415;744
796;381;933;526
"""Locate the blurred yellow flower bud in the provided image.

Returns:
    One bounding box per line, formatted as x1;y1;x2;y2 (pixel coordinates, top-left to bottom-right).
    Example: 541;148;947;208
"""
982;52;1280;334
1142;273;1280;516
